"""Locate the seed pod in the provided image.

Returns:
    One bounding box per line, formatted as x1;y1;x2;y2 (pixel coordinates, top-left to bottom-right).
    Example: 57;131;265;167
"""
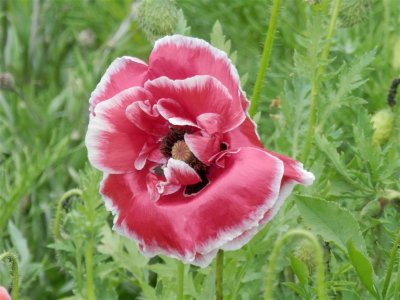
371;108;395;146
137;0;178;43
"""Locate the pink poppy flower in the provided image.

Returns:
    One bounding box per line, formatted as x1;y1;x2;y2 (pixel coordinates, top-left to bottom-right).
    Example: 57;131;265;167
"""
0;287;11;300
85;35;314;267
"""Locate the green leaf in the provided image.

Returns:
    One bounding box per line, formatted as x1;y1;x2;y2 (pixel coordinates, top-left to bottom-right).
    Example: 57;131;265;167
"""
347;240;379;299
210;20;237;63
296;197;366;253
290;255;309;285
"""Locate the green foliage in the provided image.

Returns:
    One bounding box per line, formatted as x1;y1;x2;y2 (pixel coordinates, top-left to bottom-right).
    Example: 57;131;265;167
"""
0;0;400;299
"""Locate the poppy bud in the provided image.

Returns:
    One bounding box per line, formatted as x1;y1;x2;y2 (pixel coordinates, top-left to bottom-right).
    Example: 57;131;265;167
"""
338;0;371;28
294;240;316;271
78;29;95;48
303;0;321;5
0;73;16;92
137;0;178;43
371;108;395;146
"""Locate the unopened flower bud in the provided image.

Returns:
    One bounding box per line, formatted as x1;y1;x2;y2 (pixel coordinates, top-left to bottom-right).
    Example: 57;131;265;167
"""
371;108;395;146
138;0;178;43
78;29;95;48
304;0;321;5
338;0;372;28
0;73;16;92
294;240;316;271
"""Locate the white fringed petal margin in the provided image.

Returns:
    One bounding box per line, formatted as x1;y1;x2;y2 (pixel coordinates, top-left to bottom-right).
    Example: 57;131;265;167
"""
89;56;149;112
99;149;313;267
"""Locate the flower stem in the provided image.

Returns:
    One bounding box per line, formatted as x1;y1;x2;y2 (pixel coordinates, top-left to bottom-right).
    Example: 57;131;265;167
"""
301;0;342;162
0;251;19;300
382;230;400;299
215;249;224;300
264;229;326;300
177;261;184;300
249;0;281;118
85;241;95;300
53;189;83;240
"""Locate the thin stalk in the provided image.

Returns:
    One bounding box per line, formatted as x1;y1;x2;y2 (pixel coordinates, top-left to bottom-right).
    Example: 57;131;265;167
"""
215;250;224;300
1;0;8;70
382;231;400;299
53;189;83;240
0;251;19;300
85;241;95;300
177;261;184;300
264;229;326;300
249;0;281;117
395;257;400;300
302;0;342;162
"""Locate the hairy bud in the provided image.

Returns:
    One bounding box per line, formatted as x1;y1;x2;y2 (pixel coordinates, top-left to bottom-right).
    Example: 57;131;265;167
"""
371;108;395;146
337;0;372;28
0;73;16;92
138;0;178;43
78;29;95;48
304;0;322;5
294;240;316;271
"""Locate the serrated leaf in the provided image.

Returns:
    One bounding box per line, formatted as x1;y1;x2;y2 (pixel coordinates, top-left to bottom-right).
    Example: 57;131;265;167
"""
314;134;363;188
290;255;309;285
347;240;379;298
296;197;366;253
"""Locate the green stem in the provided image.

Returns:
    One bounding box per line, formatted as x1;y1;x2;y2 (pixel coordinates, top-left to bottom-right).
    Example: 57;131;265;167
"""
53;189;83;240
249;0;281;117
0;0;7;70
301;0;342;162
215;250;224;300
0;251;19;300
382;231;400;299
395;256;400;300
85;241;95;300
177;261;184;300
264;229;326;300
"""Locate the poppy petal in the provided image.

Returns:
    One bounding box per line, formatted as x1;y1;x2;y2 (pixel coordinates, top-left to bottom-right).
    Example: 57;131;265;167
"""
100;147;285;267
89;56;149;112
147;75;245;132
85;87;149;173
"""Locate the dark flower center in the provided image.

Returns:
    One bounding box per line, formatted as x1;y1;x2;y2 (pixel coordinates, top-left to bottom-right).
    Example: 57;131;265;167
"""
159;127;209;195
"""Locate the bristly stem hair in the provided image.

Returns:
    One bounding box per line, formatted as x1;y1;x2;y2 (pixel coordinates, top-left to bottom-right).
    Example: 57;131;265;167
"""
249;0;281;118
0;251;19;300
263;229;326;300
302;0;342;162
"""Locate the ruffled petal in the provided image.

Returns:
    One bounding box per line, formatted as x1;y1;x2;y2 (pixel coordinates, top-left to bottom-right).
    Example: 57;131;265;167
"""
224;116;263;149
184;132;220;165
164;158;201;185
149;35;243;105
126;100;169;136
89;56;149;112
85;87;149;173
147;75;245;132
101;147;285;267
